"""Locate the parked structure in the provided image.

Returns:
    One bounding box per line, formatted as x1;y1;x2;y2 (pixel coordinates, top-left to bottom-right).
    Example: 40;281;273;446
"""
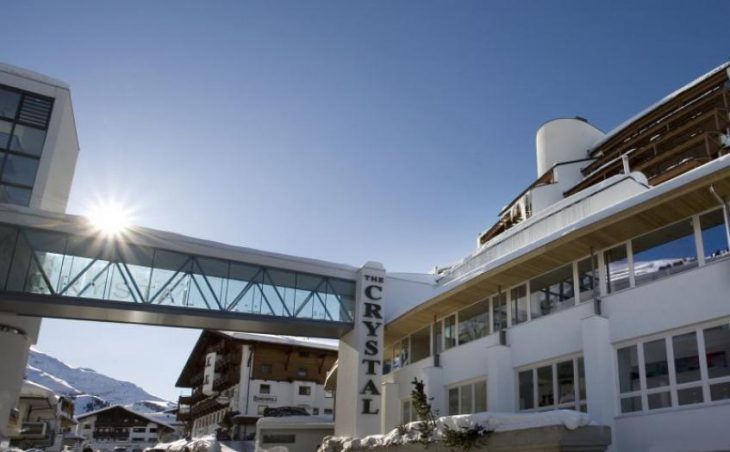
176;331;337;440
75;405;176;452
7;380;77;451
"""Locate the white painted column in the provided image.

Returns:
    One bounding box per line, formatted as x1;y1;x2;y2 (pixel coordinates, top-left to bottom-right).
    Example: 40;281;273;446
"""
0;314;41;440
335;261;386;438
581;315;617;448
421;364;444;417
485;344;515;412
380;379;400;433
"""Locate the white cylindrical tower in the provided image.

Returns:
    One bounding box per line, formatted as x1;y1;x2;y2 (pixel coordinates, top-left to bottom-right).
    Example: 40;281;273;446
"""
536;117;605;177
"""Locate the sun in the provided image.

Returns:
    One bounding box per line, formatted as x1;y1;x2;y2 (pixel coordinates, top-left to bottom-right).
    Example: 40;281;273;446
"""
87;201;132;236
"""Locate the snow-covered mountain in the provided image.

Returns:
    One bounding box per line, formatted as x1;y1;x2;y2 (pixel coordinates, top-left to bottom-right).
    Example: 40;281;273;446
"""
25;347;176;417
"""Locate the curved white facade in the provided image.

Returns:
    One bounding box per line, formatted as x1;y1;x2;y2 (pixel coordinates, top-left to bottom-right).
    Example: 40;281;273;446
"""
536;118;605;176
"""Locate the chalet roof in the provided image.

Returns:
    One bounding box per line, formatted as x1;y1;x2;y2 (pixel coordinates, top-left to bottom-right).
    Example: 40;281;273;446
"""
76;404;175;430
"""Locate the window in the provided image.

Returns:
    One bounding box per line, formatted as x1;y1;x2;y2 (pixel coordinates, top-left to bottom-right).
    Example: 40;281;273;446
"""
492;292;507;332
298;386;312;396
444;315;457;350
324;408;333;415
324;390;333;398
511;285;528;325
434;321;443;355
577;256;598;302
700;209;729;263
632;219;697;287
518;357;586;412
617;322;730;414
447;380;487;415
401;399;412;424
133;427;146;433
458;299;489;345
0;88;21;119
529;264;574;319
605;244;629;293
149;428;158;433
260;384;270;394
312;408;319;415
398;337;410;367
262;434;296;444
83;424;91;429
411;325;431;363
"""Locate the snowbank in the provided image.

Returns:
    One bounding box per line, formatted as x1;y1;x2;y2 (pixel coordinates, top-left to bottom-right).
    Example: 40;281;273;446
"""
320;410;592;452
147;435;239;452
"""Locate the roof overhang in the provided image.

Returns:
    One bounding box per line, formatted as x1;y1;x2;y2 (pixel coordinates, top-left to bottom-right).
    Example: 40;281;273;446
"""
385;157;730;344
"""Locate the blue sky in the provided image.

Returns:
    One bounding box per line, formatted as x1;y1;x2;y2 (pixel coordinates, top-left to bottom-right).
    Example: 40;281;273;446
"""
2;1;729;401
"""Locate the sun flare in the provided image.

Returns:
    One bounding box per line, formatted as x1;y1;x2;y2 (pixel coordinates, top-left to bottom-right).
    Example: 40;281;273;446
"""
87;201;132;236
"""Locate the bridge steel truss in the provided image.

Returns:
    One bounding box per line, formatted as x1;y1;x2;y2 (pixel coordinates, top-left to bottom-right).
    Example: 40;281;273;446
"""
0;206;357;337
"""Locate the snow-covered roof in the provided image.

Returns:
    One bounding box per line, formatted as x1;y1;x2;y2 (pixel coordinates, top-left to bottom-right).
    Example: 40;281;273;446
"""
0;62;70;89
76;404;175;430
21;380;58;403
218;331;338;351
588;61;730;154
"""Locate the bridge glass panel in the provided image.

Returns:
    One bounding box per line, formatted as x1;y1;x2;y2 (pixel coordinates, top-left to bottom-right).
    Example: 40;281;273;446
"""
0;223;356;324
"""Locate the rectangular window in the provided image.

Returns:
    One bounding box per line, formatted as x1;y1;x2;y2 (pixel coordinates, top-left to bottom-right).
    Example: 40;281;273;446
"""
704;325;730;379
447;380;487;415
511;285;528;325
324;408;333;415
700;209;729;263
410;325;431;363
519;357;585;412
448;387;459;415
444;315;457;350
492;292;507;332
537;365;554;407
605;244;629;293
133;427;145;433
643;339;669;389
632;219;697;287
530;264;574;319
260;384;271;394
518;370;534;410
458;299;489;345
474;381;487;413
262;434;296;444
616;322;730;414
0;88;21;120
577;256;598;302
401;399;412;424
399;337;410;367
298;386;312;396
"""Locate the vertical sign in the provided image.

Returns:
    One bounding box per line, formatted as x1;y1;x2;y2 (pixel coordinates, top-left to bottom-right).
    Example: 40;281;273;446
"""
360;271;384;416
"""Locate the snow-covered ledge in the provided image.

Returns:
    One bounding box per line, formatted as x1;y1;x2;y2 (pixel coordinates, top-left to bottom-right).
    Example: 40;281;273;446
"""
319;411;611;452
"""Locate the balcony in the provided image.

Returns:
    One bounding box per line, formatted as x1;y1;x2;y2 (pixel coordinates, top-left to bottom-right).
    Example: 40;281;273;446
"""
19;422;48;439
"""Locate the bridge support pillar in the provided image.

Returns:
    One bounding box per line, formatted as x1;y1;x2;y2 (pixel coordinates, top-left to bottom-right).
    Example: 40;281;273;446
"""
0;313;41;444
335;261;385;438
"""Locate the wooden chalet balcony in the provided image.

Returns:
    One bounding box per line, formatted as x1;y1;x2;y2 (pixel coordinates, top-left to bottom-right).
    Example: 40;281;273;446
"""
190;397;229;418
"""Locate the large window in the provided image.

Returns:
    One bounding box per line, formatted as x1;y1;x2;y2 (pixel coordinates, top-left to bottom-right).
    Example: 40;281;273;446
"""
577;256;598;302
605;244;629;293
632;219;697;287
444;315;457;350
0;85;53;206
458;300;489;345
511;285;528;325
617;322;730;414
492;292;507;332
411;325;431;363
447;380;487;415
518;356;586;412
529;265;574;319
700;208;729;263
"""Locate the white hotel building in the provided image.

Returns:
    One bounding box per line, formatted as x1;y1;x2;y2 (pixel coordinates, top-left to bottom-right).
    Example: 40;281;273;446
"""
370;62;730;451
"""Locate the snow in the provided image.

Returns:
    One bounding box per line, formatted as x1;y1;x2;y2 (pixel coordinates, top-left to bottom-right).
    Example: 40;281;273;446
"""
320;410;591;451
219;331;338;350
148;435;241;452
25;347;175;415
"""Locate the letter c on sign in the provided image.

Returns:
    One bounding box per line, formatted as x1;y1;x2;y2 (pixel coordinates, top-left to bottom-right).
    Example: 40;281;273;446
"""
365;285;382;301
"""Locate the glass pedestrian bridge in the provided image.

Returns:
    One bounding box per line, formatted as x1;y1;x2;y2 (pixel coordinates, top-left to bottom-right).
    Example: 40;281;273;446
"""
0;205;358;338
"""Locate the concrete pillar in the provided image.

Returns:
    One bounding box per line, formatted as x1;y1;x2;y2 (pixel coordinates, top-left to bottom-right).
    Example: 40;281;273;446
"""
581;315;617;448
0;313;41;440
486;344;515;412
421;364;444;417
335;262;385;438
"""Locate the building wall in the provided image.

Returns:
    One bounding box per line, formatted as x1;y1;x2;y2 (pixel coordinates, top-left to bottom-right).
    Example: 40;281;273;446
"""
384;255;730;452
77;416;165;452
